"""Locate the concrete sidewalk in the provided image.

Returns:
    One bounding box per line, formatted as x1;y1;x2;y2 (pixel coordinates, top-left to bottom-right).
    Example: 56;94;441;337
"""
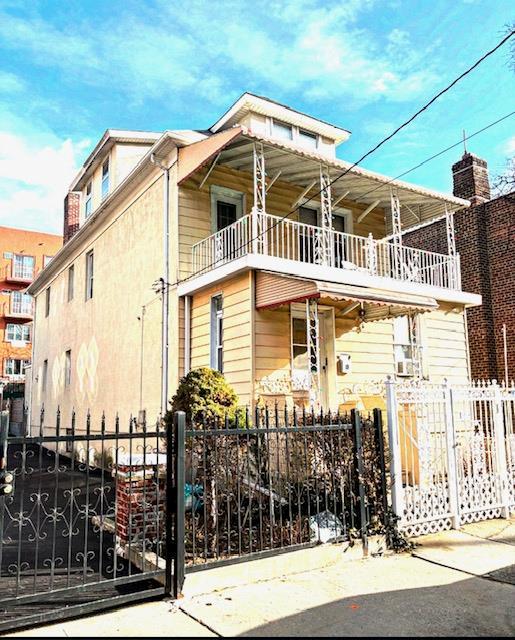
7;523;515;637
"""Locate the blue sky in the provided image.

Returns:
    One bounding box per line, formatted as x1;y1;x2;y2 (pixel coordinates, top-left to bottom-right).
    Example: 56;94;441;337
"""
0;0;513;233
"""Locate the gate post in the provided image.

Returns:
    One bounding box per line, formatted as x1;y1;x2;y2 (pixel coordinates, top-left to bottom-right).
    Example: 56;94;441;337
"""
165;411;186;599
492;382;510;519
385;377;404;521
373;408;389;526
351;409;368;557
443;380;460;529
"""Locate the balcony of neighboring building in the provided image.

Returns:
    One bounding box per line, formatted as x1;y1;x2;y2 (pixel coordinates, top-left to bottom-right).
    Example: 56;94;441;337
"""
2;293;34;322
2;257;38;284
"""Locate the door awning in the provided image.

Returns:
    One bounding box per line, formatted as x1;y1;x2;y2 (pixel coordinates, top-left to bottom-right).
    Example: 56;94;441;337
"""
255;271;438;317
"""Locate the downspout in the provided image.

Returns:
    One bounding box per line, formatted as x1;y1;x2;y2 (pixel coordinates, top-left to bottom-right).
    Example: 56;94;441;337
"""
184;295;191;375
151;154;170;416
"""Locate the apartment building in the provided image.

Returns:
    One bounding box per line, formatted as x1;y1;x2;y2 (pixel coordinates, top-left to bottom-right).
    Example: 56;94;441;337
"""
27;93;481;427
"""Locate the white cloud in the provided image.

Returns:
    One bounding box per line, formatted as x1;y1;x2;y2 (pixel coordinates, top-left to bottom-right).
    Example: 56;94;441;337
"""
0;130;89;233
0;71;25;93
504;135;515;156
0;1;439;107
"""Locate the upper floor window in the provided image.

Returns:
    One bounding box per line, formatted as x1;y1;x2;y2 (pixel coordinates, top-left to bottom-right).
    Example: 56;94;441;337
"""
42;359;48;392
210;295;223;372
210;186;244;233
12;254;34;280
43;255;53;268
11;291;33;316
45;287;50;317
101;159;110;200
6;323;30;342
85;180;93;217
4;358;30;377
85;250;94;300
65;350;72;386
68;264;75;301
298;129;318;150
272;119;293;141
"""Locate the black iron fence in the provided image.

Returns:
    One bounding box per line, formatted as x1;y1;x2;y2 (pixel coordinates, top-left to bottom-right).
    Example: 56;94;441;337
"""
174;407;388;572
0;410;171;633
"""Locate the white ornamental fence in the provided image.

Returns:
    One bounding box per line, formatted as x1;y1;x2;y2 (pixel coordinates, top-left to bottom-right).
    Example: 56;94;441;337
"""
386;378;515;537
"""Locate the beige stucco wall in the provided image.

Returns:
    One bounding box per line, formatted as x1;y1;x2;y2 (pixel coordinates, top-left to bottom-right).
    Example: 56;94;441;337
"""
32;167;171;431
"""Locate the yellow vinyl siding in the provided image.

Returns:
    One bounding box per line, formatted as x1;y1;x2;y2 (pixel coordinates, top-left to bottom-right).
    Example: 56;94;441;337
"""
178;165;387;280
189;272;252;405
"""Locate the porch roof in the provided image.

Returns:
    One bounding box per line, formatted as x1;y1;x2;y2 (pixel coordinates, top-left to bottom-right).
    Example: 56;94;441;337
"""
177;127;469;231
255;271;438;319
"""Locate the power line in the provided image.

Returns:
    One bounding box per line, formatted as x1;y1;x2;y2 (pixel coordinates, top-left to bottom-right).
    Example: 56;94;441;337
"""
159;29;515;295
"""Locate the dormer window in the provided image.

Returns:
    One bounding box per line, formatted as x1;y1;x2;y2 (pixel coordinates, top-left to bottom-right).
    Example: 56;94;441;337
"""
85;180;92;217
272;120;293;141
298;129;318;150
101;158;110;200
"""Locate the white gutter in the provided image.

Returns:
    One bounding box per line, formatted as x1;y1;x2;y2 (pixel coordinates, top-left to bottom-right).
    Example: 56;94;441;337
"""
184;295;191;375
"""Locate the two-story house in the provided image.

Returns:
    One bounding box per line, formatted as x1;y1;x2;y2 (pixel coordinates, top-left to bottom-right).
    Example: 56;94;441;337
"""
27;93;481;428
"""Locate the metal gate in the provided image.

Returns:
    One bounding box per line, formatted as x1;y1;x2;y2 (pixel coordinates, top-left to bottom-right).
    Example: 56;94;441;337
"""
386;379;515;537
0;409;181;633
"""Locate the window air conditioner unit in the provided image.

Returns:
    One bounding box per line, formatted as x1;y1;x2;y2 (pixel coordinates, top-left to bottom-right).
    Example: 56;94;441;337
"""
397;359;414;377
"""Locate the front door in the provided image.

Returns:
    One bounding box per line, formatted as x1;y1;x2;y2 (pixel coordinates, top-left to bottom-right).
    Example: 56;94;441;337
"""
318;307;336;409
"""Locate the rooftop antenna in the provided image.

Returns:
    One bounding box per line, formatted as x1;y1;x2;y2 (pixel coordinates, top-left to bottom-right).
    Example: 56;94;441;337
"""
462;129;467;154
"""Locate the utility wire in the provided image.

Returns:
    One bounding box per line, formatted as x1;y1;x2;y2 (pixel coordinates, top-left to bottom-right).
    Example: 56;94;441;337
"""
158;29;515;295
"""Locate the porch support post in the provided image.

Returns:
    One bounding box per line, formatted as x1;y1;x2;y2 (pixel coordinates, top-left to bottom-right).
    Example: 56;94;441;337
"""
252;143;266;255
385;376;404;521
390;190;402;279
317;165;333;266
446;206;459;289
307;298;320;405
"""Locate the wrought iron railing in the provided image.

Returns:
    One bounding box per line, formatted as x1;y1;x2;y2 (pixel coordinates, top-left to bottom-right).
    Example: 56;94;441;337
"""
191;211;461;290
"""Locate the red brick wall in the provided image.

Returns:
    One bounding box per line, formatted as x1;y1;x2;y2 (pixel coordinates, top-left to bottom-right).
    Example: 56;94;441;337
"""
63;192;81;244
404;193;515;382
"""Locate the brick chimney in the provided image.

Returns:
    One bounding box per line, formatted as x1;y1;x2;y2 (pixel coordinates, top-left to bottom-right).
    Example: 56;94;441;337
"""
452;152;490;205
63;192;81;243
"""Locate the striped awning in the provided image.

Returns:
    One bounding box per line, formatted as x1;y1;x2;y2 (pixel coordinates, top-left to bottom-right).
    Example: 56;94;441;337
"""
255;271;438;318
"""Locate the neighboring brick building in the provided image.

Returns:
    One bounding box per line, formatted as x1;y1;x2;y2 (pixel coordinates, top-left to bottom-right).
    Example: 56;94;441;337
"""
404;152;514;382
0;226;62;430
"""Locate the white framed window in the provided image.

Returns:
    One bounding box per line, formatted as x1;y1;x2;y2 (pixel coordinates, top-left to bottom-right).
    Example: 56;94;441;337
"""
5;323;30;342
298;129;318;150
42;359;48;392
101;159;110;200
4;358;30;377
210;186;244;233
210;295;223;372
12;254;34;280
85;180;93;217
68;264;74;301
11;291;33;315
43;255;53;268
393;315;419;377
65;350;72;386
85;250;94;300
45;287;50;317
272;119;293;141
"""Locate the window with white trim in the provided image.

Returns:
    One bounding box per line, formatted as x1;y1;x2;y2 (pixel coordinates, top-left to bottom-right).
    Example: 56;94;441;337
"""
210;186;244;233
85;180;93;217
393;315;419;377
272;119;293;141
5;323;30;342
11;291;32;315
85;250;94;300
210;295;223;372
12;254;35;280
43;255;53;268
298;129;318;150
101;159;110;200
4;358;30;377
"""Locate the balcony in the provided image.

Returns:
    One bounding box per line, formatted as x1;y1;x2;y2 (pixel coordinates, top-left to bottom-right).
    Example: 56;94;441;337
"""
191;211;461;292
2;299;34;321
3;263;37;284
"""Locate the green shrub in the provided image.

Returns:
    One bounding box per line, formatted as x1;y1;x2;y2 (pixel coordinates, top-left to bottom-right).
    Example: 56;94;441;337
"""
166;367;241;428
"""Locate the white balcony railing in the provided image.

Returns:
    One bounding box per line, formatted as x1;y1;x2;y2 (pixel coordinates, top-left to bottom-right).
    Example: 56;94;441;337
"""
191;211;461;291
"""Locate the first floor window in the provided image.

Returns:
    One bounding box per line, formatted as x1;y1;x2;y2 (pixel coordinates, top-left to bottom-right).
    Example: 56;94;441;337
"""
210;295;223;372
393;315;420;377
65;350;72;386
6;323;30;342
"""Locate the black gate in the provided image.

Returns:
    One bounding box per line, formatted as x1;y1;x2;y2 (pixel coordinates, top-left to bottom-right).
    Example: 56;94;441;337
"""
0;409;180;633
172;407;388;575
